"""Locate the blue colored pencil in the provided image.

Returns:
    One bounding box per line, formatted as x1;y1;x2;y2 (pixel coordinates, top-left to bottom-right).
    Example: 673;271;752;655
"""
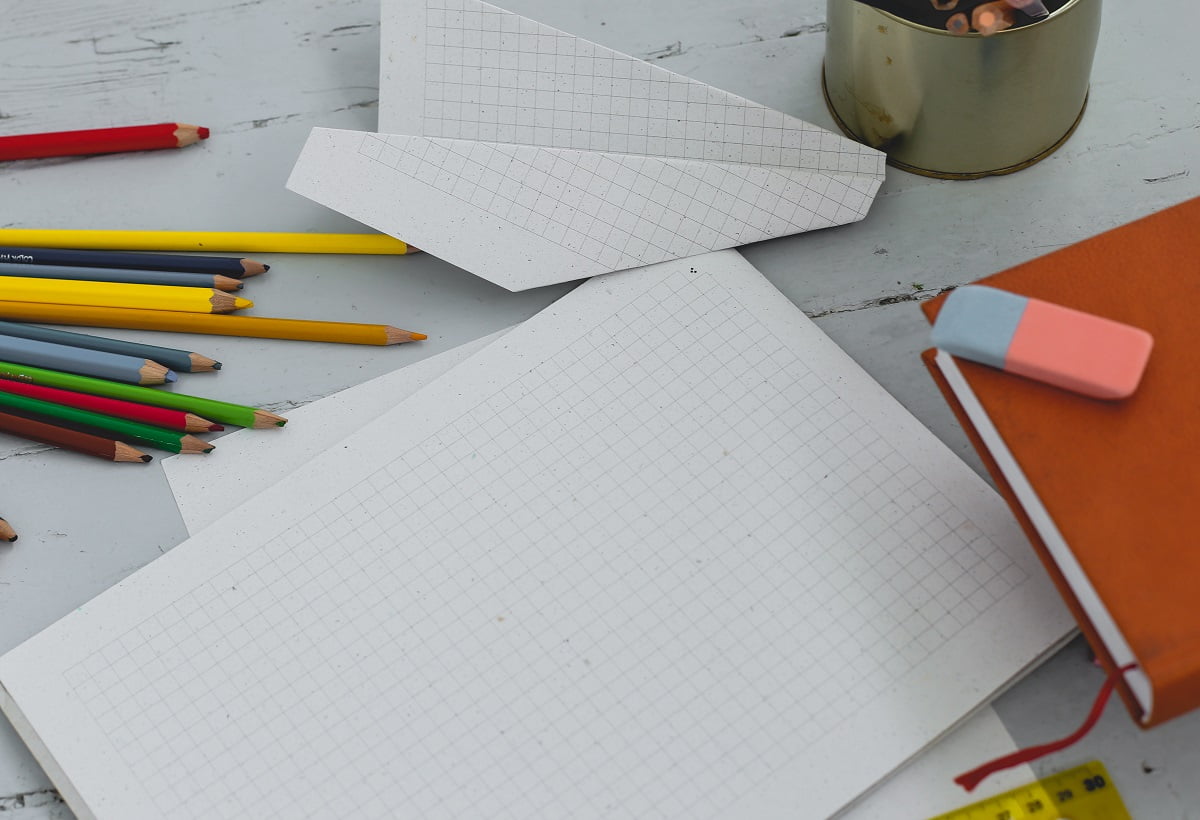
0;261;243;291
0;246;266;277
0;321;219;373
0;334;175;385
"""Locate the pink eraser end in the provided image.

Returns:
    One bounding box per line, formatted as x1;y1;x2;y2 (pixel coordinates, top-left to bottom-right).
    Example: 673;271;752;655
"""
1005;298;1153;400
932;285;1154;400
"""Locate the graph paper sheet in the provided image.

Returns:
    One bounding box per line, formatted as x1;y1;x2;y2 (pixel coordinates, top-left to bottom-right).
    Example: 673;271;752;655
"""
0;251;1070;819
163;330;510;533
161;335;1051;820
286;0;886;291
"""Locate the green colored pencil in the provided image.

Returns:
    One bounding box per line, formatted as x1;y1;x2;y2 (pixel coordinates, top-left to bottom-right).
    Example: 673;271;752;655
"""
0;360;286;428
0;389;212;454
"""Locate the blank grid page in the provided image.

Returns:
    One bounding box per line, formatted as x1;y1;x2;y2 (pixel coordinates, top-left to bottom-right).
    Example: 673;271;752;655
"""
400;0;880;268
419;0;883;174
0;251;1063;820
358;134;875;273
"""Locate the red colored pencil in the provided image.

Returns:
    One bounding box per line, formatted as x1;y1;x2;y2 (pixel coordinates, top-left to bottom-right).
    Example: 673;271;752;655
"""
0;378;223;433
0;123;209;161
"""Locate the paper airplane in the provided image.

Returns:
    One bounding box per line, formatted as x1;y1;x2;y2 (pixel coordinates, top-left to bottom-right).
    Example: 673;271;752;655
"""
288;0;886;291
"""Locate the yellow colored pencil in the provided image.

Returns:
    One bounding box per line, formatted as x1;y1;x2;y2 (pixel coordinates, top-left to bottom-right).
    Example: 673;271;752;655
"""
0;277;251;314
0;229;415;255
0;301;426;345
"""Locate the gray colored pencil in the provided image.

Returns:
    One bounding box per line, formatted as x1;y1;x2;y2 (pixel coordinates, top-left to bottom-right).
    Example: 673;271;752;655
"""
0;261;243;292
0;321;220;373
0;334;175;385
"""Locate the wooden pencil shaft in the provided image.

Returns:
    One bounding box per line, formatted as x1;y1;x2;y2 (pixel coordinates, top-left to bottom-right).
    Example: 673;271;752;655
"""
0;123;207;161
186;353;221;373
0;261;241;290
0;516;15;542
0;408;147;461
0;389;197;453
0;320;215;373
0;360;279;428
0;246;261;277
0;276;246;314
0;333;171;385
0;230;411;254
0;301;421;345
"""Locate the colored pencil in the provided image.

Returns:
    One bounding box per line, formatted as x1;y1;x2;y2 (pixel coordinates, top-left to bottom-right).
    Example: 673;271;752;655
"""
0;302;426;345
0;408;150;462
0;247;267;277
0;277;251;314
0;379;223;432
0;230;414;255
0;261;243;291
0;390;212;454
0;321;220;373
0;361;286;428
0;516;15;543
0;123;208;161
0;335;173;385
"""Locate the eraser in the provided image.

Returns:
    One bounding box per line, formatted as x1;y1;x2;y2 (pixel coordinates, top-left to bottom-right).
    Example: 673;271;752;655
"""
931;285;1153;400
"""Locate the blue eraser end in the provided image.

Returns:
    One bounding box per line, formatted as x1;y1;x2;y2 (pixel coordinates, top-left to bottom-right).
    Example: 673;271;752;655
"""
930;286;1028;369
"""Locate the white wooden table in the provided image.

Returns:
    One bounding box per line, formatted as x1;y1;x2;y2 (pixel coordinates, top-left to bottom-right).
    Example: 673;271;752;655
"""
1;1;1198;817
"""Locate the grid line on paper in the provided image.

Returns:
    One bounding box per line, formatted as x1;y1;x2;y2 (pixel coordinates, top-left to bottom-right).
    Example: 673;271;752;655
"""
64;264;1025;820
359;132;875;268
421;0;885;178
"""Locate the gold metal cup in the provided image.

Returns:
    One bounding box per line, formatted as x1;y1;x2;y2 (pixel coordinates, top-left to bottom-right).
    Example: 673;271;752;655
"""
822;0;1102;178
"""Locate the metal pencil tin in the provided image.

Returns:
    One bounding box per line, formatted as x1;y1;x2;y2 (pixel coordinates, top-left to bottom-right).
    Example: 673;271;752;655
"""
822;0;1102;179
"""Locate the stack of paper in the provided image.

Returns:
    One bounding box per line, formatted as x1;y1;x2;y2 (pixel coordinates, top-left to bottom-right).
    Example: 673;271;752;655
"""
0;250;1071;819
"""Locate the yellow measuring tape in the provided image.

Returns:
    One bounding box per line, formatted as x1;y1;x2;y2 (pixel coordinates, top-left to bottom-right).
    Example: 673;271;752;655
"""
928;761;1131;820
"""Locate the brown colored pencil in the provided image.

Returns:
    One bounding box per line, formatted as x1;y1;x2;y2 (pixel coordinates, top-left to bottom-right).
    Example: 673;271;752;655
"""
0;409;151;462
0;516;15;543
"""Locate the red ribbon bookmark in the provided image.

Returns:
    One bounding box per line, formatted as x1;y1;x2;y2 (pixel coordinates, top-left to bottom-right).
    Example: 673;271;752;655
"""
954;664;1136;792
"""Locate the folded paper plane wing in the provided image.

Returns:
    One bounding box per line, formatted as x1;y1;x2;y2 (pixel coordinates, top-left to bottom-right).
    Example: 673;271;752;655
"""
287;0;886;290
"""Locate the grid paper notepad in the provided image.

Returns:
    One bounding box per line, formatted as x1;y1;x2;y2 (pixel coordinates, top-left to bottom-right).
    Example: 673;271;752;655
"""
160;337;1055;820
287;0;885;291
0;250;1070;819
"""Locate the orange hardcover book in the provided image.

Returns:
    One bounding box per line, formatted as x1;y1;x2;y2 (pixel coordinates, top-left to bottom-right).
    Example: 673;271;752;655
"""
920;196;1200;728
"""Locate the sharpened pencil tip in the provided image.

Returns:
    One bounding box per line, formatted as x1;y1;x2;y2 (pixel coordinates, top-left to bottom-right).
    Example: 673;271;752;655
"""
412;332;428;340
140;455;153;462
233;297;254;310
165;371;178;383
212;362;223;370
198;126;211;139
262;263;270;271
